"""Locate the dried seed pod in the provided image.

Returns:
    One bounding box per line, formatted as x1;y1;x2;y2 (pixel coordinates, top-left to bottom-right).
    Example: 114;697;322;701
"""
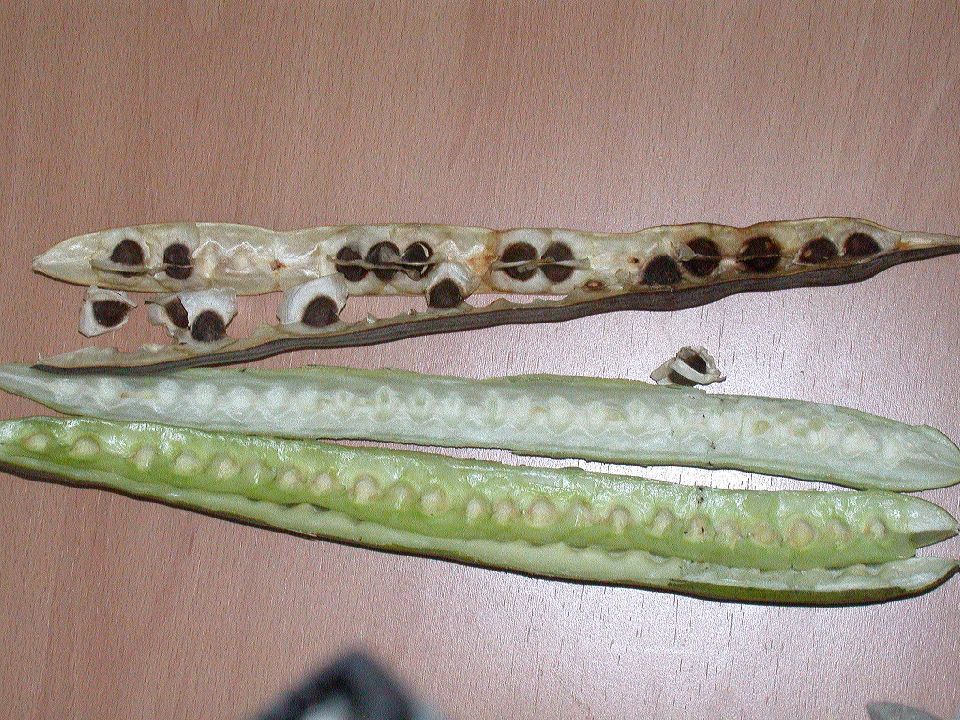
79;287;136;337
276;275;348;332
35;219;960;299
650;346;725;387
30;218;960;373
146;289;236;346
0;415;956;604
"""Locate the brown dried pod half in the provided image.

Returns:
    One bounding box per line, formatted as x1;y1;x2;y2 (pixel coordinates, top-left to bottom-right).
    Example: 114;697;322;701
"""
30;217;960;374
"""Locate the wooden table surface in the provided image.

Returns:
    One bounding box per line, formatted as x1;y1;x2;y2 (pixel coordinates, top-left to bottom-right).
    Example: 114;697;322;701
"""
2;2;959;718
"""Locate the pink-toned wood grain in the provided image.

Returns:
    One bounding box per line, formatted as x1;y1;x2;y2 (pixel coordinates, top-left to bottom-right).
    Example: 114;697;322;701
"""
1;1;959;718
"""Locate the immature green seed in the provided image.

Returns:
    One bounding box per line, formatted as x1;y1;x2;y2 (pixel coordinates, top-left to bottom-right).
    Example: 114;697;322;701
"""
649;508;674;536
608;506;632;535
786;519;815;549
465;495;488;522
865;517;888;541
420;487;448;516
70;436;100;458
567;500;592;527
310;473;337;494
492;499;516;524
828;519;853;542
352;475;379;505
210;455;239;481
22;433;50;452
526;497;557;528
131;446;155;471
715;519;742;546
276;468;302;489
385;482;415;510
685;514;711;542
174;452;201;475
750;522;780;546
546;397;573;431
243;461;270;485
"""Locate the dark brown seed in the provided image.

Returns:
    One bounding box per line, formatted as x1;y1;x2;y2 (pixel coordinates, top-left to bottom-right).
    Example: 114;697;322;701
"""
366;241;401;282
642;255;682;285
681;237;722;277
162;243;193;279
165;299;189;328
677;347;709;374
427;279;464;308
541;242;575;283
190;310;226;342
109;239;144;266
401;241;434;279
844;232;882;258
500;242;538;281
798;237;838;264
335;246;368;282
738;236;781;273
667;370;698;387
91;300;129;327
301;296;338;327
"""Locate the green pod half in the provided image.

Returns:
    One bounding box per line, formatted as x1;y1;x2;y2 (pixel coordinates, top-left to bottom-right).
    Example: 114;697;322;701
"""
3;364;958;491
0;417;955;604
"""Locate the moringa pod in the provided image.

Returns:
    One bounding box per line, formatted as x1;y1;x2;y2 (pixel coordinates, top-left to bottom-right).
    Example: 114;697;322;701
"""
2;364;958;492
30;218;960;372
0;416;955;603
32;218;960;297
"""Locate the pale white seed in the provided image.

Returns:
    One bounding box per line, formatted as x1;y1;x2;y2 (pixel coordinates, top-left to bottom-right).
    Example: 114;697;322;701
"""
210;456;239;480
648;508;674;536
608;506;632;535
265;388;291;412
155;380;179;406
21;433;51;452
352;475;380;505
228;389;253;413
786;519;815;549
277;468;302;489
192;383;217;408
525;498;557;528
131;446;155;472
465;496;488;522
492;499;516;524
421;487;448;515
294;390;319;411
70;437;100;458
174;452;201;475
